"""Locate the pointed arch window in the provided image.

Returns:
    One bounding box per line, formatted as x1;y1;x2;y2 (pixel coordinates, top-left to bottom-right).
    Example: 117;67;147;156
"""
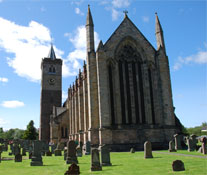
49;65;56;74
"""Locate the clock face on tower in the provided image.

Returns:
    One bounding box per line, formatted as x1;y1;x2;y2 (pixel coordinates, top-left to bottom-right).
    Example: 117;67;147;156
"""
48;78;55;85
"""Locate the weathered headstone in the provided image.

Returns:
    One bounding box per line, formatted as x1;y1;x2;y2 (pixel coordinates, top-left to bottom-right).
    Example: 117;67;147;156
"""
190;134;198;150
130;148;135;153
144;141;153;158
15;154;22;162
9;143;14;155
168;140;176;152
54;142;62;156
64;163;80;175
30;140;43;166
64;147;67;161
42;141;49;156
76;146;82;157
22;148;26;156
201;137;207;155
66;140;78;164
174;134;182;150
100;145;112;166
51;144;56;154
91;148;102;171
84;141;91;155
186;136;193;152
46;150;52;156
0;145;2;163
172;160;185;171
13;143;20;155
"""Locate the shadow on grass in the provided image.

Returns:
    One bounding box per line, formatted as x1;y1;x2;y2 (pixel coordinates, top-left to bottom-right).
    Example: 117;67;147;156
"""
111;164;122;166
153;157;162;159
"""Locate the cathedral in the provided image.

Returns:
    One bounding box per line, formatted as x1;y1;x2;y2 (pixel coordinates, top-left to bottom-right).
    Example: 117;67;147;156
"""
39;6;181;151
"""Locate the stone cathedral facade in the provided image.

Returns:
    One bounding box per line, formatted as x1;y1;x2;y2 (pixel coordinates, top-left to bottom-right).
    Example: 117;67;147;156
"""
40;7;181;151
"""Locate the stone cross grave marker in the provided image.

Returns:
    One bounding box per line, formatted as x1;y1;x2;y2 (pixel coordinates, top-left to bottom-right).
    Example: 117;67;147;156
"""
30;140;43;166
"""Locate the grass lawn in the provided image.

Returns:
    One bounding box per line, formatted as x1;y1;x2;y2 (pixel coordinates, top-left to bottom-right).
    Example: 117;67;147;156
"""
0;150;206;175
157;150;207;156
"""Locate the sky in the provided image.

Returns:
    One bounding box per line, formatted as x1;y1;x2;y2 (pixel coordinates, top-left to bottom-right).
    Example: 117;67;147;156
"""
0;0;206;130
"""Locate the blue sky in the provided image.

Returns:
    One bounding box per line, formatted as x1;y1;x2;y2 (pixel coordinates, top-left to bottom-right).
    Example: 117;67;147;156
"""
0;0;206;130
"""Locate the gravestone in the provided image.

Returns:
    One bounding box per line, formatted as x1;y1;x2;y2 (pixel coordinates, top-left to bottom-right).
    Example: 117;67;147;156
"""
64;147;67;161
186;137;193;152
13;143;22;162
79;141;83;151
84;141;91;155
28;142;33;159
168;140;176;152
29;152;33;159
130;148;135;153
54;142;62;156
201;137;207;155
76;146;82;157
144;141;153;158
64;163;80;175
172;160;185;171
42;141;49;156
30;140;43;166
66;140;78;164
190;134;198;150
22;148;26;156
174;134;182;150
46;150;52;156
15;154;22;162
0;145;2;163
9;143;14;155
100;145;112;166
51;144;56;154
91;148;102;171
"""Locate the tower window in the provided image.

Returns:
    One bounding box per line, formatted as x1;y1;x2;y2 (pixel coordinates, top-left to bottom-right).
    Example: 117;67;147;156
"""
49;66;56;74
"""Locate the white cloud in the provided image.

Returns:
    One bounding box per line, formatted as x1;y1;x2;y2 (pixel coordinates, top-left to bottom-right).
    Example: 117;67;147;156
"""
75;7;84;16
1;100;25;108
0;77;8;83
0;118;9;125
62;91;68;102
64;25;100;75
112;0;130;8
173;50;207;70
112;8;121;21
0;17;70;82
102;0;130;21
142;16;149;23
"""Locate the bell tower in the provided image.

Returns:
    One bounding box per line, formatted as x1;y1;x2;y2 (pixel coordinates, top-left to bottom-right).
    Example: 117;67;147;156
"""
39;44;62;142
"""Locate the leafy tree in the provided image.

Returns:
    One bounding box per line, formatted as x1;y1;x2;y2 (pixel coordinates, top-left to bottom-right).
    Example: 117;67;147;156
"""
0;128;24;139
23;120;38;140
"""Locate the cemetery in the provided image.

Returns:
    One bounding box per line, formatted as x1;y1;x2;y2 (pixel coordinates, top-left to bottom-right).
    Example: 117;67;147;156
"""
0;134;206;175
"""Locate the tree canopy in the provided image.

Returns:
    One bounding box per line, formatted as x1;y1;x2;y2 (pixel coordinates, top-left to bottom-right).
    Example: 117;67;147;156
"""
22;120;38;140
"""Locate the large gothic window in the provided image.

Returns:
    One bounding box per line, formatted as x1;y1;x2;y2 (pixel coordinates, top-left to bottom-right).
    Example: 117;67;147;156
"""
117;44;146;125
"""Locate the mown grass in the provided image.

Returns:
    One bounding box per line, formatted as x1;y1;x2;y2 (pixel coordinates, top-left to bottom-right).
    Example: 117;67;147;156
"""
0;150;206;175
158;149;207;156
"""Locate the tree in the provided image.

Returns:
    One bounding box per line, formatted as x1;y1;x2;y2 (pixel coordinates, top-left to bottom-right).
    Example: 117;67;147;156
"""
23;120;38;140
